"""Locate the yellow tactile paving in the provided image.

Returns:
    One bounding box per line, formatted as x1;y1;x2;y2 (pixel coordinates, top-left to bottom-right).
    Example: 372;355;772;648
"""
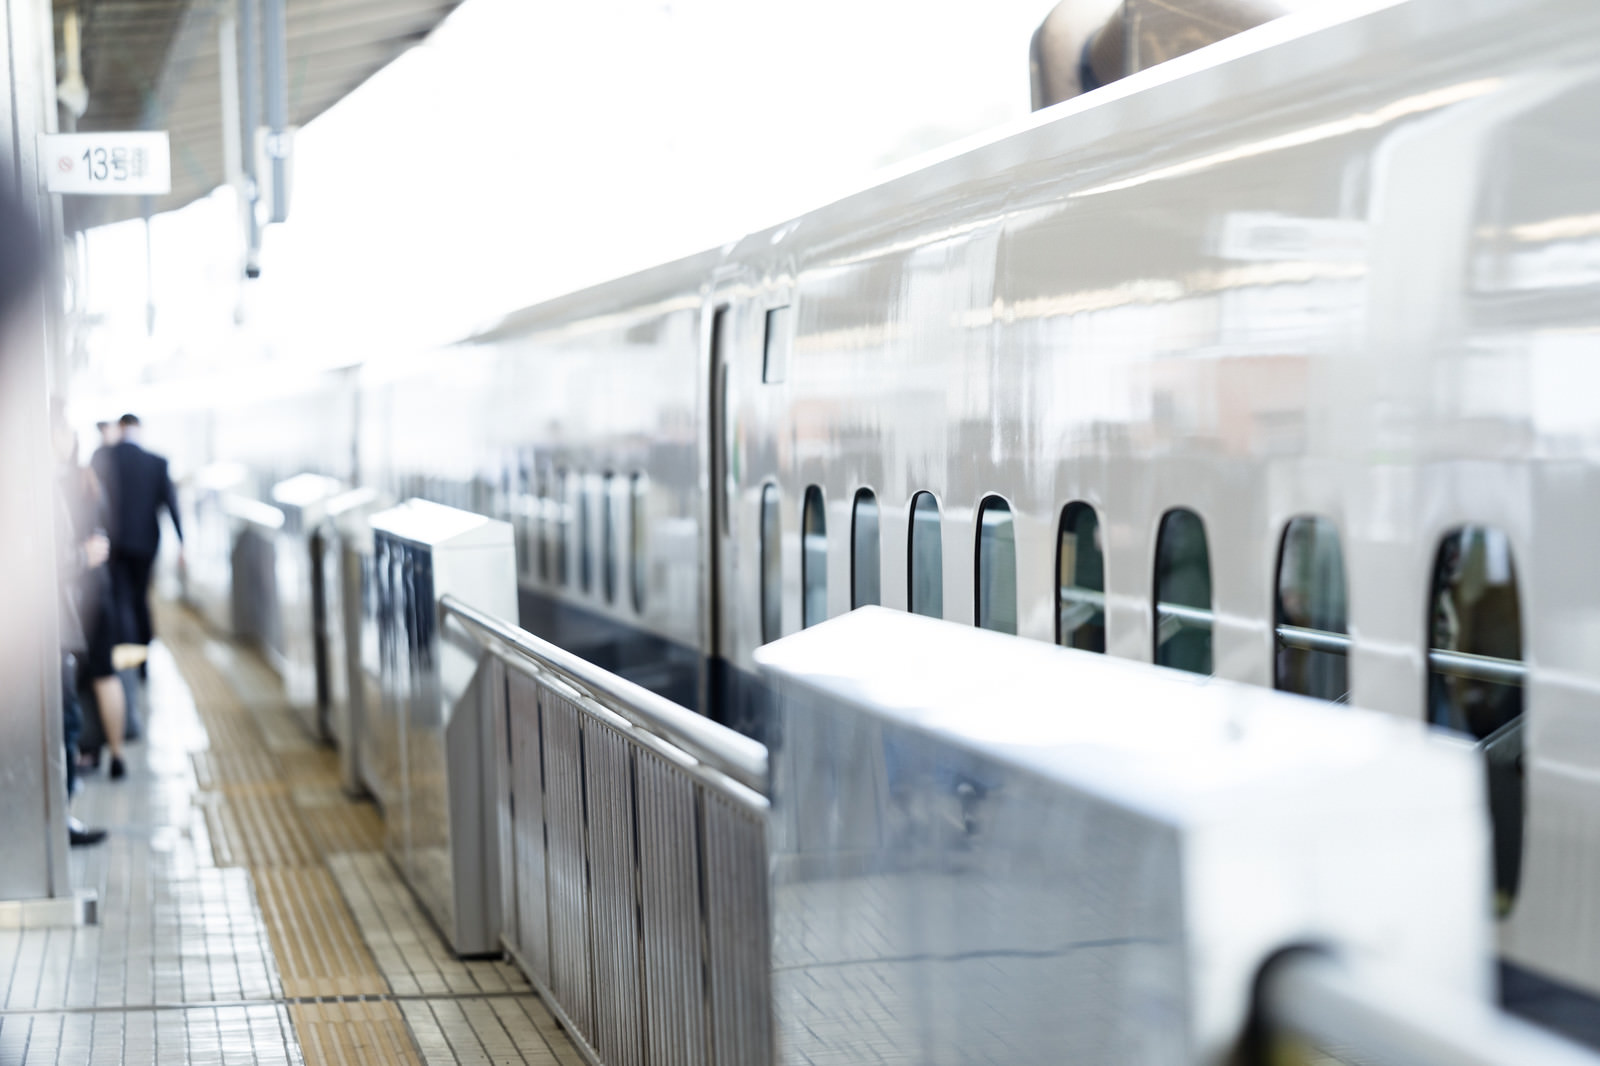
193;748;286;792
254;867;389;998
196;702;271;754
290;1001;423;1066
162;630;269;755
255;708;322;757
283;744;342;780
201;789;322;868
151;601;588;1066
296;793;387;856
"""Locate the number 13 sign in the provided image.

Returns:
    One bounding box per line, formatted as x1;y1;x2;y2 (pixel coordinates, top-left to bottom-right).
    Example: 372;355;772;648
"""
38;132;171;196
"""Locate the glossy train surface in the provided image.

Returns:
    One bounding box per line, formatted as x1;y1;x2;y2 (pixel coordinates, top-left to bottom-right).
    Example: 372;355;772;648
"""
141;0;1600;1034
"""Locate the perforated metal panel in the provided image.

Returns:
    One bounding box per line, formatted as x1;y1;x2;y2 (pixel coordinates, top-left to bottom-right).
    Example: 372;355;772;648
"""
489;659;516;958
539;691;593;1038
584;721;646;1066
704;789;772;1066
491;655;772;1066
636;749;708;1066
507;669;550;989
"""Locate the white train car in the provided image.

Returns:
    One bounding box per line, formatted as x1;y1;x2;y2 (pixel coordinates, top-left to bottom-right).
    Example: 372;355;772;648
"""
155;0;1600;1041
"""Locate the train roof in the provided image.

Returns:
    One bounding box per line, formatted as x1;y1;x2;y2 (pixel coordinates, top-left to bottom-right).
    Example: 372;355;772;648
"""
460;0;1456;348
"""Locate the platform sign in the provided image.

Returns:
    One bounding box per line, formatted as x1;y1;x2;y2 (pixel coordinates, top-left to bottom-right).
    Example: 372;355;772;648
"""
37;132;171;196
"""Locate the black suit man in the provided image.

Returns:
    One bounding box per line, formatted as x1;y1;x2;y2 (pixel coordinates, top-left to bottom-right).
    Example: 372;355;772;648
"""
93;413;183;650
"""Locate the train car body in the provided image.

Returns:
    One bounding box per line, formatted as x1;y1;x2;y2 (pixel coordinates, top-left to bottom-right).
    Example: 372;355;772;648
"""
147;0;1600;1035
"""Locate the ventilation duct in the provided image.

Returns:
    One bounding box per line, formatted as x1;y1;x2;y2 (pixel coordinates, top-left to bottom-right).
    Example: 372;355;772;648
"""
1030;0;1295;109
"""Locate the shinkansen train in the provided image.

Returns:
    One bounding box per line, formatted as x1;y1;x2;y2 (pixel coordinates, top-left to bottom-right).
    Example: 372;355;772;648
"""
130;0;1600;1042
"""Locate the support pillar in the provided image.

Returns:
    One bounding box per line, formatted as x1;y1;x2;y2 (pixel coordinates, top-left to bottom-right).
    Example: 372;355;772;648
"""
0;0;78;915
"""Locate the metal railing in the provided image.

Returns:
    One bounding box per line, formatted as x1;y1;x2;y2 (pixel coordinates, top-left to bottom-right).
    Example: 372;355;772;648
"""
439;594;772;1066
1259;952;1600;1066
1275;625;1528;685
1065;588;1528;687
442;595;766;793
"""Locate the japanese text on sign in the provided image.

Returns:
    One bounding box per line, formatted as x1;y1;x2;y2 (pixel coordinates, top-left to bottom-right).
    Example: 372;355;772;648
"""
38;132;172;196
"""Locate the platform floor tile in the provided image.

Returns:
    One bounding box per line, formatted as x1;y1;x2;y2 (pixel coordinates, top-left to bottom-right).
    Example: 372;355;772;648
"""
0;1004;303;1066
0;603;589;1065
199;789;321;869
399;996;586;1066
253;867;388;998
280;748;343;790
293;789;386;857
326;853;527;998
192;749;285;793
290;1001;420;1066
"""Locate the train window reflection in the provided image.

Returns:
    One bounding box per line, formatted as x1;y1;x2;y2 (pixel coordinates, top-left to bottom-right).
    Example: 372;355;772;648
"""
1428;525;1524;913
908;492;943;619
601;471;617;604
975;497;1017;634
802;486;827;628
578;473;593;594
852;489;880;608
534;465;550;583
630;474;648;613
1153;508;1212;674
1274;516;1349;702
763;305;791;384
1057;502;1105;652
554;468;571;586
515;458;532;580
760;484;781;644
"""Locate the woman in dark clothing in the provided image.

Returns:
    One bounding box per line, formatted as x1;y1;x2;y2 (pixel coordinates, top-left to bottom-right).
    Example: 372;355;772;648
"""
52;402;128;780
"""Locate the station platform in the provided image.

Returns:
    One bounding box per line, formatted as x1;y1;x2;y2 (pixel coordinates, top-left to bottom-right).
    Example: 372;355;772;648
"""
0;602;585;1066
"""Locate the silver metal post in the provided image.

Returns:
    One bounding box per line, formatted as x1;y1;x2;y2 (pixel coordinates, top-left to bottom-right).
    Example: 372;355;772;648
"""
238;0;262;275
261;0;289;223
218;1;244;191
0;0;73;909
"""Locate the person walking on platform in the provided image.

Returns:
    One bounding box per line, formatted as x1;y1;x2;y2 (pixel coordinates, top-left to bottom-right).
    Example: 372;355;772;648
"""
90;418;119;469
94;412;183;673
56;404;130;780
54;412;121;830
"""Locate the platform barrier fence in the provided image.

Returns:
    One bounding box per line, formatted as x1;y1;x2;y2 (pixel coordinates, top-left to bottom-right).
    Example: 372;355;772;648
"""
356;501;1600;1066
442;594;771;1066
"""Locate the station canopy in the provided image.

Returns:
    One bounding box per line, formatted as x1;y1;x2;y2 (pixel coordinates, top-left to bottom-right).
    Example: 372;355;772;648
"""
57;0;459;231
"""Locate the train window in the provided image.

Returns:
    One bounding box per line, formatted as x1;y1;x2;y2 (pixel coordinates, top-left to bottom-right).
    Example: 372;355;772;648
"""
1428;526;1525;913
908;492;943;619
760;484;781;644
601;471;617;604
577;473;593;594
1057;502;1105;652
763;305;791;384
802;486;827;628
514;459;532;579
975;496;1017;634
554;468;571;586
533;464;550;583
1153;508;1212;675
630;474;648;613
1274;516;1349;702
851;489;881;608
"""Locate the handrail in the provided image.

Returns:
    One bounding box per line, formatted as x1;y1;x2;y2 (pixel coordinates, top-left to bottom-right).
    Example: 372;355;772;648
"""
1427;647;1527;685
1156;601;1213;627
1261;951;1600;1066
438;593;769;795
1275;623;1352;656
1274;625;1527;685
